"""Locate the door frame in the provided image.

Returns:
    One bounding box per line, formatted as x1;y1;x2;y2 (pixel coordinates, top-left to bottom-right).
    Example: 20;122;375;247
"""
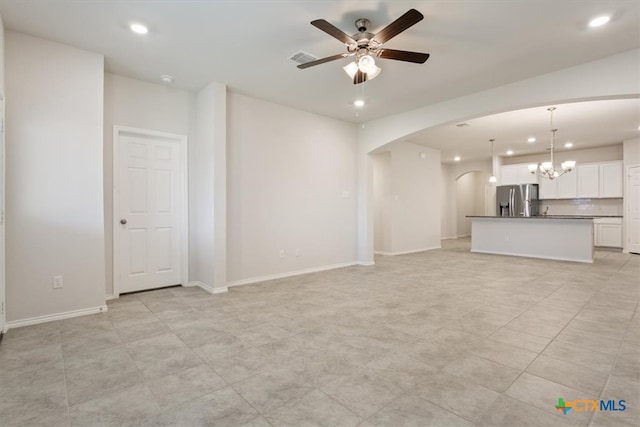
0;92;5;333
112;126;189;298
626;164;640;254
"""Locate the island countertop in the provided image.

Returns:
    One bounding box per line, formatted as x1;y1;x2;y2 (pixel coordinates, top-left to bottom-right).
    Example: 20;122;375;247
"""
466;215;602;220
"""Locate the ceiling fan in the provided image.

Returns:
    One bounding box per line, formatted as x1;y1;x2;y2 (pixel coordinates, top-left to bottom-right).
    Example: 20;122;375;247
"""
298;9;430;84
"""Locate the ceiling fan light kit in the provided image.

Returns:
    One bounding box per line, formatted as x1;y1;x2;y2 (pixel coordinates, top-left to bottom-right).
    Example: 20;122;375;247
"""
298;9;430;84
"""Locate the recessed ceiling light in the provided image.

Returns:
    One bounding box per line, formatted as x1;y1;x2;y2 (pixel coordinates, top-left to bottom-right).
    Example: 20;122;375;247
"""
589;16;610;28
527;137;536;143
160;74;174;84
454;156;461;162
130;23;148;34
506;150;514;156
354;99;365;107
564;142;574;148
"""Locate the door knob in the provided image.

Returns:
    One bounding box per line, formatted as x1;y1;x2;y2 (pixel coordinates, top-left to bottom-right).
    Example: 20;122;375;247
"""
120;219;127;225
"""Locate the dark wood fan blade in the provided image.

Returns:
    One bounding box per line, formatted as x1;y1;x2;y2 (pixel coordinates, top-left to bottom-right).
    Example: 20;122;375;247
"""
311;19;356;45
378;49;430;63
297;53;348;69
372;9;424;44
353;70;367;84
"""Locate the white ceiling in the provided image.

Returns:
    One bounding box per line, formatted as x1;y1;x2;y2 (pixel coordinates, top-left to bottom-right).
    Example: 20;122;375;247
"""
410;98;640;163
0;1;638;159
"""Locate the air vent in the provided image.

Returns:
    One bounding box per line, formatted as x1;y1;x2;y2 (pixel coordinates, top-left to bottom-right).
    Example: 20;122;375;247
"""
289;51;318;65
456;122;470;128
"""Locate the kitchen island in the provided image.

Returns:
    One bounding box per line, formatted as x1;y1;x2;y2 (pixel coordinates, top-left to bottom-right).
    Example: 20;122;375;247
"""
468;216;594;263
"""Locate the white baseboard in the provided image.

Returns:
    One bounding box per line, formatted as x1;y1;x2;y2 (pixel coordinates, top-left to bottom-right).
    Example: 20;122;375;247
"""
457;234;471;238
105;294;116;301
186;281;228;294
441;236;458;240
374;246;440;256
6;305;109;331
227;261;358;288
357;261;375;266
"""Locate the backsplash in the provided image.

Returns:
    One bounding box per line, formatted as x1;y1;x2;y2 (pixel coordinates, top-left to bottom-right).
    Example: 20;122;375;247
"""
541;198;623;216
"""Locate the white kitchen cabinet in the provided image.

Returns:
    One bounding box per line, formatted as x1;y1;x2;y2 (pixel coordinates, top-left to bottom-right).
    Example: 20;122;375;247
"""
500;164;538;185
599;162;623;198
594;218;623;248
519;167;538;184
539;168;577;199
577;164;600;198
557;169;578;199
500;165;519;185
539;176;557;199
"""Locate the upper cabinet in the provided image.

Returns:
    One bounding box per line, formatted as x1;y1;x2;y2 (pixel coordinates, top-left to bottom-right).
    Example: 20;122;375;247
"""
556;169;578;199
577;164;600;198
500;164;538;185
536;160;622;200
576;161;623;198
599;162;623;198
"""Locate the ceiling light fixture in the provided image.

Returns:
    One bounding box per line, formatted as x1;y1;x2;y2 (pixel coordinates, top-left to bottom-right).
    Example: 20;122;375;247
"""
589;16;610;28
489;139;497;183
506;150;514;156
527;137;536;143
130;23;148;34
343;53;381;82
454;156;461;162
354;99;365;107
160;74;174;84
528;107;576;180
564;142;573;148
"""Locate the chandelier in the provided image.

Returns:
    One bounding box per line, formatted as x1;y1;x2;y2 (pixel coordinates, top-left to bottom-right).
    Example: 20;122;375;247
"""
528;107;576;180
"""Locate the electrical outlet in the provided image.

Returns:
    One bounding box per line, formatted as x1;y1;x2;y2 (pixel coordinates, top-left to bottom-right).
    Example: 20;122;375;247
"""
279;250;285;258
52;275;63;289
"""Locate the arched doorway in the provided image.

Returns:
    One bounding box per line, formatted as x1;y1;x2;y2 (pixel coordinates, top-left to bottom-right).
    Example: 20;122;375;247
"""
454;171;492;238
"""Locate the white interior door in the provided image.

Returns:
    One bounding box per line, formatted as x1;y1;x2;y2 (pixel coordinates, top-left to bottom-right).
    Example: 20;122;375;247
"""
116;130;185;294
628;165;640;254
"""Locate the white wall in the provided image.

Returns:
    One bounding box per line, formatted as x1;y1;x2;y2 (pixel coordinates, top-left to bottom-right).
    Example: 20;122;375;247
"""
373;143;441;255
227;93;357;283
103;73;196;296
389;143;441;253
373;152;392;253
455;171;490;237
192;82;226;290
440;164;457;239
623;137;640;167
5;32;105;322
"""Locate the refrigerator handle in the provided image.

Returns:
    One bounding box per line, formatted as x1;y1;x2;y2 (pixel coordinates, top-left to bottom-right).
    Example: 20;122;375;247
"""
509;188;514;216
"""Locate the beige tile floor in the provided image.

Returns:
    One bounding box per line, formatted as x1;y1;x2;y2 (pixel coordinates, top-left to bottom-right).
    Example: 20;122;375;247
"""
0;238;638;426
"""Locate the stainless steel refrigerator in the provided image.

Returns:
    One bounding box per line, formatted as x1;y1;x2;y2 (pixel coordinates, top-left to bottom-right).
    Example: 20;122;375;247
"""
496;184;539;217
